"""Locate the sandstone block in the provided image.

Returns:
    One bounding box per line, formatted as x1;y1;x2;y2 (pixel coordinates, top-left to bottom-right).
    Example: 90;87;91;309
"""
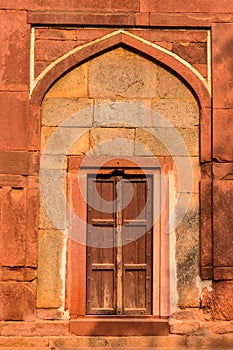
88;47;157;98
140;0;233;13
0;336;48;348
200;178;213;270
93;99;152;128
176;193;200;308
36;308;65;320
173;42;207;65
135;127;198;156
213;162;233;180
25;186;39;267
169;319;203;335
0;267;36;282
210;282;233;321
212;23;233;108
46;64;88;98
38;0;140;11
213;181;233;267
213;109;233;161
0;10;29;90
0;151;29;175
41;126;90;155
200;108;211;162
0;92;28;149
42;97;93;127
0;187;26;266
152;98;199;128
0;282;36;321
28;104;41;151
37;229;65;308
0;321;69;336
187;334;233;349
157;66;194;100
76;28;112;42
35;39;76;63
90;127;135;156
173;157;200;193
36;28;76;41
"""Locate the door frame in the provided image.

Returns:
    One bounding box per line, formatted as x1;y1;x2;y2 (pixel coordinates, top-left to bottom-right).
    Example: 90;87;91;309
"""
66;156;170;320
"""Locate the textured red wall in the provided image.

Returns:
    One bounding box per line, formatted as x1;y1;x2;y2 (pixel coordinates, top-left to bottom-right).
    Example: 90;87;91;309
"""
0;0;233;338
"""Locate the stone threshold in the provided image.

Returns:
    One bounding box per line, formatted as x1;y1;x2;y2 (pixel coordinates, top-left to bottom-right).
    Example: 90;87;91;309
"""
69;317;169;336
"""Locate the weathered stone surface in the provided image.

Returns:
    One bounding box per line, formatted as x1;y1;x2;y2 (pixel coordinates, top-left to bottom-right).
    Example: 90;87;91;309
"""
0;175;27;188
37;229;65;308
152;98;199;128
200;178;213;272
0;151;29;175
130;29;208;44
0;336;49;348
0;267;36;282
76;28;113;42
49;334;186;348
46;64;88;98
176;193;200;308
173;43;207;64
135;127;198;156
173;157;200;193
0;282;36;321
200;108;211;162
93;99;152;127
0;321;69;336
28;104;40;151
36;308;65;320
140;0;233;13
213;162;233;180
88;47;157;98
0;187;26;266
212;23;233;109
192;63;208;78
35;39;76;63
42;97;93;127
187;334;233;349
0;10;29;90
36;28;76;41
26;184;39;267
171;308;206;321
29;11;135;26
169;319;204;336
157;66;194;100
210;282;233;321
90;127;135;156
0;92;28;149
41;126;90;155
213;181;233;267
213;109;233;161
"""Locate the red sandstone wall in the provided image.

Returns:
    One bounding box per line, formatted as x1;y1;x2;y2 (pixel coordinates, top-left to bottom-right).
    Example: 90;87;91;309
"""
0;0;233;329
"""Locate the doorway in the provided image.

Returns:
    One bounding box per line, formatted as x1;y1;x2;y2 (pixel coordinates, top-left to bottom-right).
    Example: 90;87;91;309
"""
86;173;153;316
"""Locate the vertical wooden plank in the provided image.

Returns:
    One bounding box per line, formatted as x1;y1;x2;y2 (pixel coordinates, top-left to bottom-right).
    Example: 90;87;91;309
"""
86;175;116;315
116;175;123;315
122;176;152;315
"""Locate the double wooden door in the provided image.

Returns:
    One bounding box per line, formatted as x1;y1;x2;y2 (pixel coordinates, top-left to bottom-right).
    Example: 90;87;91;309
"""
86;173;153;315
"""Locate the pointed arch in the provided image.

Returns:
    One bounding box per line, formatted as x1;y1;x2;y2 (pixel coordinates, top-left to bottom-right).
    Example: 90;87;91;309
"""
30;31;210;109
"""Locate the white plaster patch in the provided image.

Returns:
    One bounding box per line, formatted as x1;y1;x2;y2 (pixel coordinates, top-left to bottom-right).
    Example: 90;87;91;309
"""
196;275;213;301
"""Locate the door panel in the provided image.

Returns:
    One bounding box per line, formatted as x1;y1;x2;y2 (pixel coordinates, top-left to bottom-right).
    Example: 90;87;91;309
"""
87;176;116;315
87;173;153;315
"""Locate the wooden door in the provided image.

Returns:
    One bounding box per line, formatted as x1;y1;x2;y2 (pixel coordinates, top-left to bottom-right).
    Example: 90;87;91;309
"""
86;173;153;315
